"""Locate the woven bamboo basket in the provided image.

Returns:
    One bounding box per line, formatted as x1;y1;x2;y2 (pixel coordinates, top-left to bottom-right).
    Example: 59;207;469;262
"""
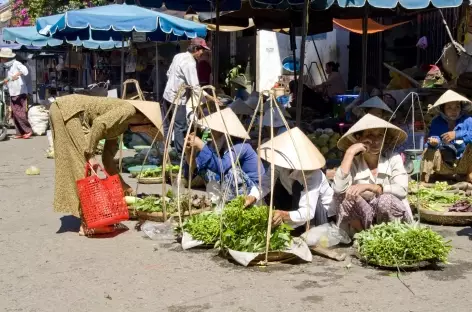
137;176;164;184
128;206;213;222
418;206;472;226
220;249;298;266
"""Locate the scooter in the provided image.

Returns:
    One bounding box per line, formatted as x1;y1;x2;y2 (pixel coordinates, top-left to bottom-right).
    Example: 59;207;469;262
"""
0;79;10;141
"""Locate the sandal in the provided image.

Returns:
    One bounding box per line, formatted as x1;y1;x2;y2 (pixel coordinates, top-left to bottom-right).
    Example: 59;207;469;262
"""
23;132;32;139
79;223;129;237
13;134;23;139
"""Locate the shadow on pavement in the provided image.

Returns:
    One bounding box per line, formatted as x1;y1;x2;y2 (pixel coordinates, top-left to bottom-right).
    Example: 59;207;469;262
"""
56;215;81;234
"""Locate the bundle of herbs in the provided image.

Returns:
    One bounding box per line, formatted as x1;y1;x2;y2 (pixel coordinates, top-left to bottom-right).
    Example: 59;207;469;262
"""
138;164;180;178
182;212;220;245
408;181;466;211
355;221;451;267
217;197;293;253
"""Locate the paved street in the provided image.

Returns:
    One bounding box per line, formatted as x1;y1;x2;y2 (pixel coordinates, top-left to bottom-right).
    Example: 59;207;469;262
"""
1;134;472;312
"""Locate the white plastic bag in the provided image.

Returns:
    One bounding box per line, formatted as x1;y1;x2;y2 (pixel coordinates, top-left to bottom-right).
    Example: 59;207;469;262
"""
28;105;49;135
141;219;174;240
301;222;351;248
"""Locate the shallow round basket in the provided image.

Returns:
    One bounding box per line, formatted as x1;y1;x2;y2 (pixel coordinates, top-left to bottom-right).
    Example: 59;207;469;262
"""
361;259;435;270
418;207;472;226
128;206;212;222
134;145;151;152
137;176;163;184
128;165;158;178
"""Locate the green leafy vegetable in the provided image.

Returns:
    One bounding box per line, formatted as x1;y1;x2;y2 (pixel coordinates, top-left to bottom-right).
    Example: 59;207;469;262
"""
218;197;293;252
355;221;451;267
138;165;180;178
132;196;176;214
182;213;220;245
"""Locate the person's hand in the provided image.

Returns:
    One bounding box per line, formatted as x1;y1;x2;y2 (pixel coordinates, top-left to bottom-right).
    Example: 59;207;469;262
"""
441;131;456;144
346;142;368;157
427;137;439;147
3;79;8;84
122;183;136;196
11;74;20;81
272;210;289;227
186;133;205;151
346;184;373;201
244;195;257;208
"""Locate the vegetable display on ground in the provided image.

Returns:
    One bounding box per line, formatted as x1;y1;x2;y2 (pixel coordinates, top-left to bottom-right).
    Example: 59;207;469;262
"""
217;197;293;252
355;221;451;267
137;164;180;178
408;181;472;212
182;212;220;245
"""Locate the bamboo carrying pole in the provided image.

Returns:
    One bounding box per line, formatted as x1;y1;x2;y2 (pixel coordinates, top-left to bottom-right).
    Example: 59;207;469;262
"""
361;6;368;97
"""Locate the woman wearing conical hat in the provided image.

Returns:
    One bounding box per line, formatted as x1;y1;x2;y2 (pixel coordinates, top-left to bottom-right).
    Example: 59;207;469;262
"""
333;114;412;234
245;128;334;235
420;90;472;182
352;96;393;120
49;94;163;236
185;108;264;200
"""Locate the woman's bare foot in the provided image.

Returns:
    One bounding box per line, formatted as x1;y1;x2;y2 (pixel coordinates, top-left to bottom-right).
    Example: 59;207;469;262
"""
79;224;115;237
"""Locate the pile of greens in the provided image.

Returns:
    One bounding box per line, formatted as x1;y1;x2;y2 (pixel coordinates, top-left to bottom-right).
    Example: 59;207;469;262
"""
138;164;180;178
355;221;452;267
408;181;465;211
182;212;220;245
131;196;176;214
217;197;293;252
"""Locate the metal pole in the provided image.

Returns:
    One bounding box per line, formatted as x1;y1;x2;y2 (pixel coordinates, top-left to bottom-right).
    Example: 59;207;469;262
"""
361;6;368;99
155;42;159;101
311;37;327;81
35;55;38;102
68;46;72;94
121;36;124;97
290;25;297;83
214;0;220;87
296;0;309;127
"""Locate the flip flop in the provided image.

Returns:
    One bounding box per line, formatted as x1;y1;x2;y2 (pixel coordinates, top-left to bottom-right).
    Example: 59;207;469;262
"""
22;132;32;139
13;135;23;139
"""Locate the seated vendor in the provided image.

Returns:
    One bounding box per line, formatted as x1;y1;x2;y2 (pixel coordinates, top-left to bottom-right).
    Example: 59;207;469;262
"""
333;114;413;235
314;62;346;98
244;128;334;236
185;107;264;200
420;90;472;183
345;76;382;114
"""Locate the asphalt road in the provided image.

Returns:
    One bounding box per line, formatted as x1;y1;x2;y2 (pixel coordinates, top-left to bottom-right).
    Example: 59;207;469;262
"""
1;134;472;312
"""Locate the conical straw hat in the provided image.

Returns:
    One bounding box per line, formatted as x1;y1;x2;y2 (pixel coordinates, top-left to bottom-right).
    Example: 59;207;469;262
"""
352;96;393;117
259;127;326;170
337;114;407;151
196;108;250;139
126;100;164;140
229;98;254;116
429;90;472;114
262;107;286;127
245;91;260;109
263;100;291;117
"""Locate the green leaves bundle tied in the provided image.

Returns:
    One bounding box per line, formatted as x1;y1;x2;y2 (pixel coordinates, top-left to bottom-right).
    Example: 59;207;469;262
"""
355;221;452;267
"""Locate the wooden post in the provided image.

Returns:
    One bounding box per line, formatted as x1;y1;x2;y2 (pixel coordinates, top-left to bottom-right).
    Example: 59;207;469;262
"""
295;0;309;127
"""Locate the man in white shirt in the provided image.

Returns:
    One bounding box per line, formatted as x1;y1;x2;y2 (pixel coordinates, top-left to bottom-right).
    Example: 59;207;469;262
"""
163;38;212;156
244;128;334;235
0;48;32;139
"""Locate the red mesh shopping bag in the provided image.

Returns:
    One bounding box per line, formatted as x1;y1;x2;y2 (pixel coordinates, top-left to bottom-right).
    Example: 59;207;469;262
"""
76;163;129;228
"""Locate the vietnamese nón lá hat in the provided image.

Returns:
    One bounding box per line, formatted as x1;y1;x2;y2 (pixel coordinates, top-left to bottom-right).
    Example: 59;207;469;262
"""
126;100;164;140
196;107;250;139
352;96;393;117
429;90;472;115
229;98;255;116
337;114;407;151
258;127;326;170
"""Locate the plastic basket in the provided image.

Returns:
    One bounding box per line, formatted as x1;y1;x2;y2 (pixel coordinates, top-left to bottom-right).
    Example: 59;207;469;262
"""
76;163;129;228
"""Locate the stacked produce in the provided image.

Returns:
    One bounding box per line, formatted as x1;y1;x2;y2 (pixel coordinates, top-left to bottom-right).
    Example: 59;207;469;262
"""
182;213;220;245
181;197;293;252
355;221;451;267
137;164;180;179
408;181;472;212
307;128;343;159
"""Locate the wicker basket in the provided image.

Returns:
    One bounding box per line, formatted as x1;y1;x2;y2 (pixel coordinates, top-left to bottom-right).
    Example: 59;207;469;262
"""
137;176;164;184
418;206;472;226
128;206;212;222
